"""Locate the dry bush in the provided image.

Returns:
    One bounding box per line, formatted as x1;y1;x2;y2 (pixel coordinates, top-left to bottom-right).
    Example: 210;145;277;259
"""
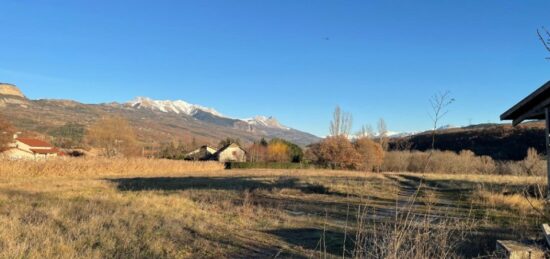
0;157;224;177
85;116;140;157
383;150;500;175
496;162;524;176
477;155;497;174
520;148;545;176
354;137;385;172
267;141;290;162
310;135;385;171
381;151;411;172
496;148;545;176
316;136;362;170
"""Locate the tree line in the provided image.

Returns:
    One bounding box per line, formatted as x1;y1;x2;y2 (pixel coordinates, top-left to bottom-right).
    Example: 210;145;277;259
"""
305;106;386;172
0;109;387;172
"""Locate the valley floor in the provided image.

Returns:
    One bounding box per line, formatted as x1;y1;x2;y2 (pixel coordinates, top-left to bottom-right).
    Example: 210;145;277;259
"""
0;168;546;258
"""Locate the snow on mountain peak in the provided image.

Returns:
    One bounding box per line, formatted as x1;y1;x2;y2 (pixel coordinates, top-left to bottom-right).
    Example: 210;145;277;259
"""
243;116;289;130
128;97;223;117
127;97;293;131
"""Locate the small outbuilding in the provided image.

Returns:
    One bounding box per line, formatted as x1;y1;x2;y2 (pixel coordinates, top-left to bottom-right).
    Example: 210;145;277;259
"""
212;143;246;163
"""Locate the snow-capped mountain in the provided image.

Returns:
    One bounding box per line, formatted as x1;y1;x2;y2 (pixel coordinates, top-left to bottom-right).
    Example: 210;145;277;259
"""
126;97;295;132
243;116;289;130
128;97;223;117
121;96;320;145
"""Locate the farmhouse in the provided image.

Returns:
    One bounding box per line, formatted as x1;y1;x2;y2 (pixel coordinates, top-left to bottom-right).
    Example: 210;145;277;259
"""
1;135;59;159
212;143;246;163
184;145;218;161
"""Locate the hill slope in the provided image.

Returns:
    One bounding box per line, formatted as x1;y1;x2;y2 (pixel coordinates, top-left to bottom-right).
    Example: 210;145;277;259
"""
389;122;545;160
0;84;320;147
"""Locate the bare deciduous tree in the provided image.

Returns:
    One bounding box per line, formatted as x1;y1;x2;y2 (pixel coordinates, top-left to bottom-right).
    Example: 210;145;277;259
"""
86;116;139;157
428;91;455;150
329;106;353;137
357;124;375;139
537;27;550;59
377;118;389;151
424;91;454;172
354;137;385;172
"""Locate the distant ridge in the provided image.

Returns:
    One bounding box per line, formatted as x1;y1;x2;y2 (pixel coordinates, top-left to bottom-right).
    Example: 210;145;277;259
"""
389;122;545;160
0;83;25;98
0;83;320;146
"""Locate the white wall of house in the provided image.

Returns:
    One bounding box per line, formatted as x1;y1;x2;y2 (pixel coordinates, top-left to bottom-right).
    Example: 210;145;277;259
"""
0;149;36;160
1;139;58;160
15;141;33;153
218;146;246;163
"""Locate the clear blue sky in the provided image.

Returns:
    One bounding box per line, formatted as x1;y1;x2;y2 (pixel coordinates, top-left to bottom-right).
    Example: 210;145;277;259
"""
1;1;549;137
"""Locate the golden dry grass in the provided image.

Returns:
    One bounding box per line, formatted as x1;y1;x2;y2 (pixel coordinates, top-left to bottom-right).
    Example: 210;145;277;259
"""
475;190;544;212
0;157;224;178
0;160;545;258
398;171;545;185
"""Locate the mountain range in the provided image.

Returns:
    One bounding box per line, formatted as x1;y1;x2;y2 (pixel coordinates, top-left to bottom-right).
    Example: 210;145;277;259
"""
0;83;320;147
124;97;291;131
3;82;542;160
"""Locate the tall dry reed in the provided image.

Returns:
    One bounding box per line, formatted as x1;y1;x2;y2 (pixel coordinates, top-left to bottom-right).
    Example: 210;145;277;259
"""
0;157;224;177
382;149;545;176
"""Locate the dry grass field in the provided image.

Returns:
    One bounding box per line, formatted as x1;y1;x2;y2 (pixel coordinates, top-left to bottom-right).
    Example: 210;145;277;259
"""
0;159;547;258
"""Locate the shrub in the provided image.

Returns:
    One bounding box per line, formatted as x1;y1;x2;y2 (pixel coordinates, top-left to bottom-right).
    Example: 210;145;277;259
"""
382;150;499;175
381;151;411;172
354;137;385;172
267;141;290;162
85;116;139;157
316;136;361;170
268;138;304;163
520;147;545;176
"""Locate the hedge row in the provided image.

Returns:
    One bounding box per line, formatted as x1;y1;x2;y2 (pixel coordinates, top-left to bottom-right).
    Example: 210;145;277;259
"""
225;162;315;170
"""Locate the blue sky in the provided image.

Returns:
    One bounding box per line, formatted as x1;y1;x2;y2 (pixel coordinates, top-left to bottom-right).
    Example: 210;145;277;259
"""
1;1;549;137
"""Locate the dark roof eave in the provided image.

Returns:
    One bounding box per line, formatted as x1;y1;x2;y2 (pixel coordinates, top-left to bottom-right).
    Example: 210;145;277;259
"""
501;80;550;124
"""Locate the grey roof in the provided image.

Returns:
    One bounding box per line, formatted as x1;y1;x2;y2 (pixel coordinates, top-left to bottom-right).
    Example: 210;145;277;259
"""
213;143;244;156
501;80;550;126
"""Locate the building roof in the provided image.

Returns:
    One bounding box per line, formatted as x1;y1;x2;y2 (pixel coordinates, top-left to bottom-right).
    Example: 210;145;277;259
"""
30;148;58;154
501;80;550;126
214;143;244;155
185;145;218;157
16;138;53;148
